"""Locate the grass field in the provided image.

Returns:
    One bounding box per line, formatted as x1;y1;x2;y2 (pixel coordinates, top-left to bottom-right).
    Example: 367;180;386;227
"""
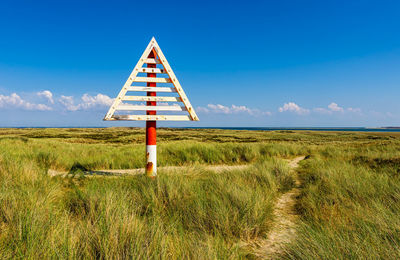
0;128;399;259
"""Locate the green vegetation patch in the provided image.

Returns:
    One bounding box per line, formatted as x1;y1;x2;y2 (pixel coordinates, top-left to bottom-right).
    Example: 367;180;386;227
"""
0;128;399;258
0;156;289;258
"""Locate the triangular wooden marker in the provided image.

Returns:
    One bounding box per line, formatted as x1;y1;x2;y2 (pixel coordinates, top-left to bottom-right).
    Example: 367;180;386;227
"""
104;37;199;121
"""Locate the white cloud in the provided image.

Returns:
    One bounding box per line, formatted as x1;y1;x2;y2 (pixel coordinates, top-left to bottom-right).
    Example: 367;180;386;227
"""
197;104;272;116
261;111;273;116
196;106;210;113
37;90;54;104
278;102;310;115
347;107;361;113
207;104;231;114
0;89;372;122
328;102;344;112
313;107;330;114
314;102;361;114
59;93;114;111
80;93;114;109
59;95;77;111
0;93;52;111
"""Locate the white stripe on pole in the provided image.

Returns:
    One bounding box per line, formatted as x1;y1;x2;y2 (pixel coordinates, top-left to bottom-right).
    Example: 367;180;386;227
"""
146;145;157;177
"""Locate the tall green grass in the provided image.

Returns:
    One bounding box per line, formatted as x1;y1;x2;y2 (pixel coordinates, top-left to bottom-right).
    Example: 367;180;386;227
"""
0;156;293;258
283;150;400;259
0;138;307;171
1;128;399;258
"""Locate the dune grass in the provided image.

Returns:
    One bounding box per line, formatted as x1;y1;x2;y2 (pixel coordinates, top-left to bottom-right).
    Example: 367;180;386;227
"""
0;128;399;258
0;157;293;258
283;145;400;259
0;128;309;171
0;128;298;258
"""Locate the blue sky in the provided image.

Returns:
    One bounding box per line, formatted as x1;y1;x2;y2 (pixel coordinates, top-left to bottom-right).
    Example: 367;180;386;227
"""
0;0;399;127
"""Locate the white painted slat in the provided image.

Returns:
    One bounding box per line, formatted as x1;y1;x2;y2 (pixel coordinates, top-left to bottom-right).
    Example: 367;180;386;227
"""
145;58;161;64
111;115;190;121
116;105;186;111
133;77;171;83
122;96;182;102
136;68;165;74
126;86;176;92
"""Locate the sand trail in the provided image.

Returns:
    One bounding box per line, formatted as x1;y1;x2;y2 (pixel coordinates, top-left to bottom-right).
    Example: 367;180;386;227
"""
252;156;305;259
47;164;250;177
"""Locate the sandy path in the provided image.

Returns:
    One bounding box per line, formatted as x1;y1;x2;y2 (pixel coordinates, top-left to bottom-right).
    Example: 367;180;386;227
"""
252;156;305;259
47;164;250;177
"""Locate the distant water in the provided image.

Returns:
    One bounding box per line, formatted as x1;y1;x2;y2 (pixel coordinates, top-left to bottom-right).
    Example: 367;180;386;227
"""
185;127;400;132
4;126;400;132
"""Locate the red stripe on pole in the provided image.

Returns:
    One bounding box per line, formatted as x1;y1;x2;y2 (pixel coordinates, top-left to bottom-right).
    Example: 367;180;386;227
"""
146;49;157;146
146;121;156;145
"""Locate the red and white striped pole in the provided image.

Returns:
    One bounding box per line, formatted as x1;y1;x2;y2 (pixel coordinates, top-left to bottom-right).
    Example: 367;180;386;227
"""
146;49;157;177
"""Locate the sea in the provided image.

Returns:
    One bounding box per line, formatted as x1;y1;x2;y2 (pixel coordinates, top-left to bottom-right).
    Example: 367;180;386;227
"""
185;127;400;132
5;127;400;132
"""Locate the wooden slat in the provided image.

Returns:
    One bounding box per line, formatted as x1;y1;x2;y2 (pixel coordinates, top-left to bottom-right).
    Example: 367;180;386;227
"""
136;67;165;74
111;115;190;121
133;77;171;83
126;86;176;92
145;58;161;64
116;105;186;111
122;96;182;102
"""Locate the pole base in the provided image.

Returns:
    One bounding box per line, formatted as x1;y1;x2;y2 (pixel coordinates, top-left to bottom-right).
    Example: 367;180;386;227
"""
146;145;157;177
